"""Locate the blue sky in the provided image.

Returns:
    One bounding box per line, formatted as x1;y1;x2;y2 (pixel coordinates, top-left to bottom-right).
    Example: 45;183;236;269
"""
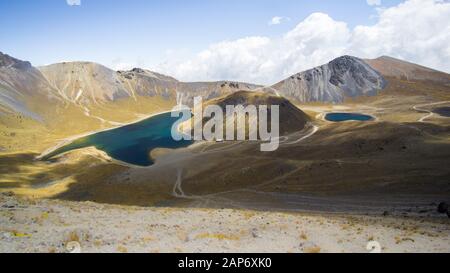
1;0;448;84
0;0;400;65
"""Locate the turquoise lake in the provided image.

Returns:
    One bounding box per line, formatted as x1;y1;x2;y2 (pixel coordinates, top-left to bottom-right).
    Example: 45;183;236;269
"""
43;112;193;167
325;113;374;122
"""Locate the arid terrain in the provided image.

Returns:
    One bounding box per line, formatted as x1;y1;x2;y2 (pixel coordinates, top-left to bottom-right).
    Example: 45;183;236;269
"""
1;192;449;253
1;53;449;253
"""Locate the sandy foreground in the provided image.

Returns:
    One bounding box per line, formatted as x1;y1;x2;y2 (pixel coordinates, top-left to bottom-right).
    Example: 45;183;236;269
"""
0;192;449;253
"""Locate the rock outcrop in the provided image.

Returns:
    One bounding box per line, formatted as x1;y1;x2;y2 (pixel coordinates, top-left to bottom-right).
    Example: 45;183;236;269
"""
272;56;386;103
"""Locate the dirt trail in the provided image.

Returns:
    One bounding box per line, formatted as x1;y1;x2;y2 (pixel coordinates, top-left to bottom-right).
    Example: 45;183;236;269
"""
413;101;450;122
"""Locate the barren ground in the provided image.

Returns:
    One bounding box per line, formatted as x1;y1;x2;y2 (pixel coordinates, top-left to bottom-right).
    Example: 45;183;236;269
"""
1;193;449;253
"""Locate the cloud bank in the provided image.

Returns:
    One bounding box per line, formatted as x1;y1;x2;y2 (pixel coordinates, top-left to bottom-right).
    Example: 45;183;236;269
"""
156;0;450;85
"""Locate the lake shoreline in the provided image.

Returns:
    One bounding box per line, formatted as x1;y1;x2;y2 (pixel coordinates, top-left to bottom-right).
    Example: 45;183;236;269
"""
36;109;176;161
325;112;375;122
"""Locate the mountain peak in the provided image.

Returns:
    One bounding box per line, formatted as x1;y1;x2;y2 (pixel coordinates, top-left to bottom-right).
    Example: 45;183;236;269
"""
0;52;32;70
331;55;360;61
40;61;107;69
117;67;179;82
273;55;386;103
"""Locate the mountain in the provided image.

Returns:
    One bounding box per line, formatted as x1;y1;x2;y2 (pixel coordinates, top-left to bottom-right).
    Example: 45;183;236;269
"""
365;56;450;83
271;56;386;103
0;52;260;123
39;62;136;104
0;52;261;152
38;62;260;107
0;52;61;121
2;52;449;121
38;62;181;106
2;51;449;153
185;91;311;137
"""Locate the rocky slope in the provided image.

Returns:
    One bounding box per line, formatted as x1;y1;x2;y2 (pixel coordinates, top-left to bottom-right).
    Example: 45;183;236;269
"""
272;56;386;103
38;62;259;108
39;62;133;104
0;52;61;121
365;56;450;83
1;51;260;124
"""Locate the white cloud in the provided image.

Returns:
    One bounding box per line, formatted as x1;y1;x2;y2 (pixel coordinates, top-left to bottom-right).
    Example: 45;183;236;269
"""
66;0;81;6
350;0;450;72
268;16;289;26
156;0;450;85
367;0;382;6
161;37;272;84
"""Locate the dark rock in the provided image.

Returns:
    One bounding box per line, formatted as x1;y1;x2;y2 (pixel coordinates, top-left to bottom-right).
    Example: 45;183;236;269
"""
2;202;16;208
251;228;260;238
447;210;450;219
382;211;389;216
12;61;32;70
0;52;32;70
131;68;145;73
438;202;448;214
2;191;14;197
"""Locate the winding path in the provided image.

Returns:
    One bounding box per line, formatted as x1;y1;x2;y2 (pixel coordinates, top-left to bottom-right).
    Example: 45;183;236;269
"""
170;101;450;207
283;124;319;145
413;101;449;122
171;122;321;203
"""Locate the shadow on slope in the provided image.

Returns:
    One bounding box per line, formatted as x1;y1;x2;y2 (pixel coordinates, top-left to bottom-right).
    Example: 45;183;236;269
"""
46;121;450;215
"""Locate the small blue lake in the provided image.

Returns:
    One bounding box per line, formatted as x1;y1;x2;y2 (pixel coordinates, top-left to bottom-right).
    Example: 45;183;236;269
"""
433;107;450;117
325;113;374;122
42;112;193;167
